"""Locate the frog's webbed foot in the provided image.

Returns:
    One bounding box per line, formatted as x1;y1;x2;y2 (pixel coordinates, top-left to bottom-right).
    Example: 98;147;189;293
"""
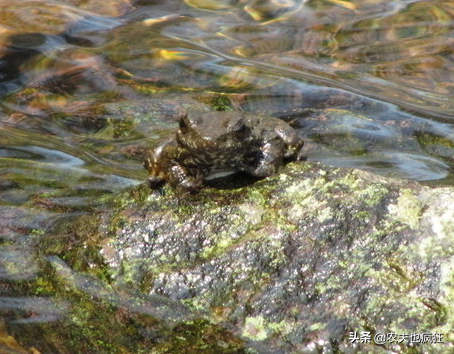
148;176;166;189
249;163;279;177
284;137;304;160
178;174;205;193
167;165;204;193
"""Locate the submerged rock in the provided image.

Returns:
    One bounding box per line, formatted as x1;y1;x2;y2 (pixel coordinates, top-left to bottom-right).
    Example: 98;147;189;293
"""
58;162;454;353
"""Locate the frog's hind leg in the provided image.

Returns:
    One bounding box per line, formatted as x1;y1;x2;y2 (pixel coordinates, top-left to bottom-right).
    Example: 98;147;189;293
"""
167;165;204;192
248;140;285;177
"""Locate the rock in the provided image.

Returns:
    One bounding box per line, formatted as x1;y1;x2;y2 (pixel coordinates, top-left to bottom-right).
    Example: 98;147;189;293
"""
78;161;454;353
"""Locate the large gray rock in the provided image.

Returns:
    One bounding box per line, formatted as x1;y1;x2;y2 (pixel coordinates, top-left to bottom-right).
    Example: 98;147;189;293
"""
91;162;454;353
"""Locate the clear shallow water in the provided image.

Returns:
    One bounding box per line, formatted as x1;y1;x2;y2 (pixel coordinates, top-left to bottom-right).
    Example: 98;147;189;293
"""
1;0;454;352
2;0;454;192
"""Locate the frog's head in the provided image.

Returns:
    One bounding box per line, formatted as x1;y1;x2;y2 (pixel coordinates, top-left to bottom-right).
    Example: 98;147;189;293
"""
176;111;252;153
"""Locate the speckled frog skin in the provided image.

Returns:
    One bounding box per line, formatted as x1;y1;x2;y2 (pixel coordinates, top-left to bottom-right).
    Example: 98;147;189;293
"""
144;111;304;191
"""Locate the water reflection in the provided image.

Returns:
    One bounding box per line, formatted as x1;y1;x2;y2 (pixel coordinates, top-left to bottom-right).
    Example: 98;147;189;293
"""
8;146;85;166
319;151;450;181
0;143;138;208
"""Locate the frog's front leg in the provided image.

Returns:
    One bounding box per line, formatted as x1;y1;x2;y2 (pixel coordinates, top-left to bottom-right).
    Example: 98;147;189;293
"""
145;142;203;192
246;140;285;177
277;129;304;160
144;155;166;189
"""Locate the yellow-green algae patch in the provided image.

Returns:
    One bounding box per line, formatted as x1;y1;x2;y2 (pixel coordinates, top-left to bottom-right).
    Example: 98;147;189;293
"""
388;188;423;229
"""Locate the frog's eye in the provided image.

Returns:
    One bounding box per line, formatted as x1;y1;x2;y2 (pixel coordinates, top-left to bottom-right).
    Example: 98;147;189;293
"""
179;115;189;134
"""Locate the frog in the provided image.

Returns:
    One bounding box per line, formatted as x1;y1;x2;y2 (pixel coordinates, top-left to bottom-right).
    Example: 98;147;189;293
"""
144;111;304;192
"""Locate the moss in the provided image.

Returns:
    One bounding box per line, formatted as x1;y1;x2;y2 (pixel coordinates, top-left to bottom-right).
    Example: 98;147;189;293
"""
195;94;233;111
153;319;245;354
439;258;454;343
388;189;423;229
415;131;454;148
357;184;389;208
356;210;371;220
242;316;270;341
200;230;238;260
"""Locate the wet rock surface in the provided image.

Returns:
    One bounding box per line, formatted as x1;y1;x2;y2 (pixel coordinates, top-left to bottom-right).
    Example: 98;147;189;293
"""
58;162;454;353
